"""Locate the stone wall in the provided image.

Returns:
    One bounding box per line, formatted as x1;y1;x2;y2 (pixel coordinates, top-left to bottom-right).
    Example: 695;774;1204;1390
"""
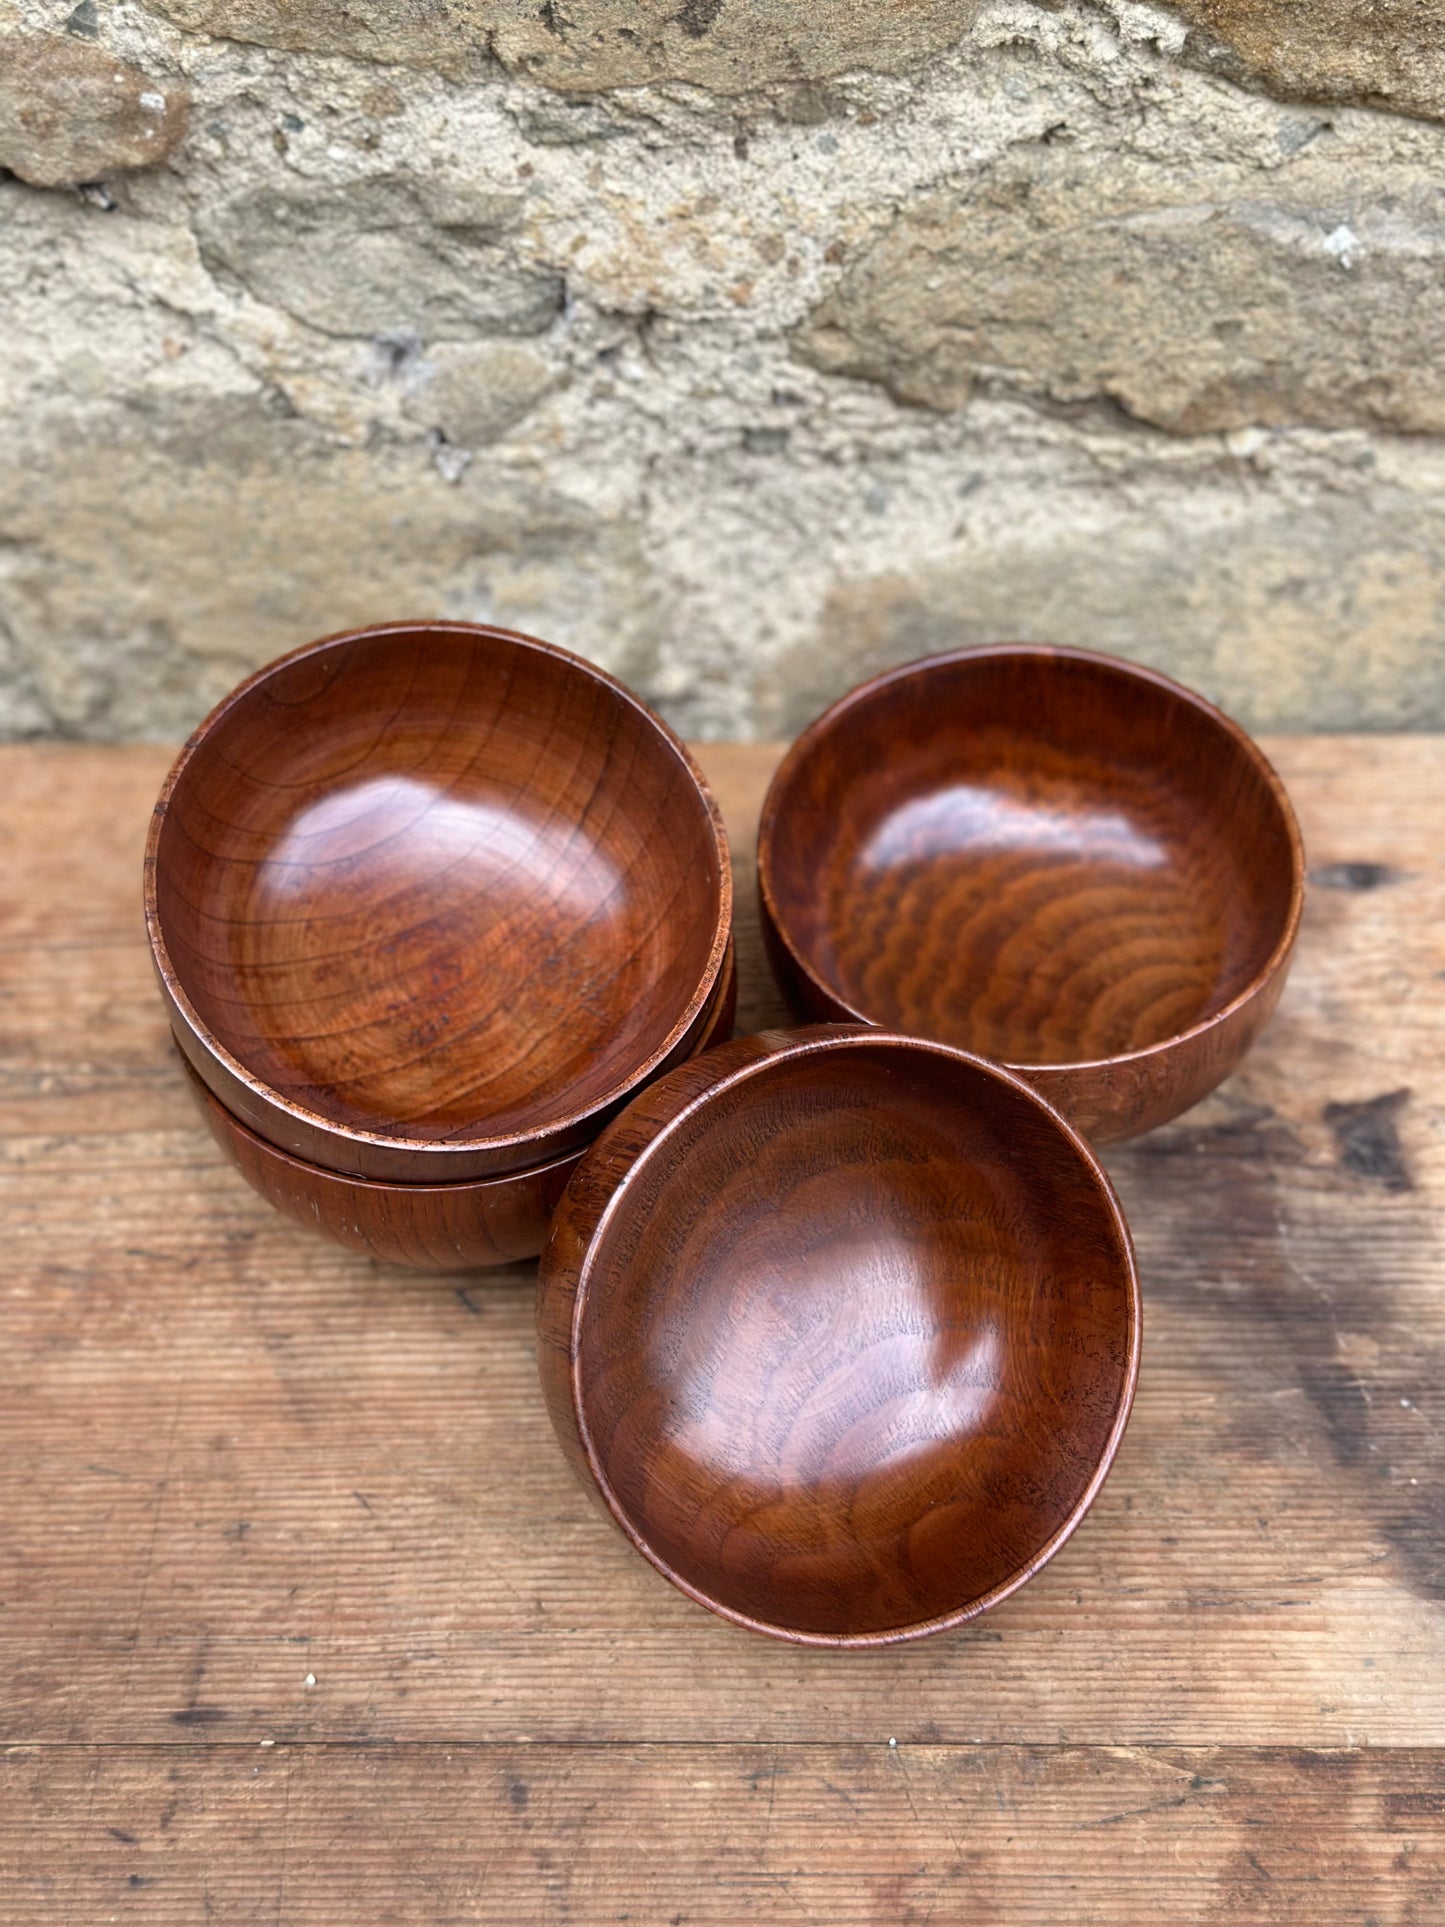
3;0;1444;740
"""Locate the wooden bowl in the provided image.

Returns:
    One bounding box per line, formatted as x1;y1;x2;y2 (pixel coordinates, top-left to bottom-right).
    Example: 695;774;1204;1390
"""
146;622;732;1182
538;1026;1140;1645
188;942;737;1271
758;646;1304;1142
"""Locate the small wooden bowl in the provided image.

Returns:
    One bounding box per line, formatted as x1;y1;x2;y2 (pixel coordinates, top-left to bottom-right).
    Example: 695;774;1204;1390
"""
189;942;737;1271
146;622;732;1182
758;647;1304;1142
538;1026;1140;1645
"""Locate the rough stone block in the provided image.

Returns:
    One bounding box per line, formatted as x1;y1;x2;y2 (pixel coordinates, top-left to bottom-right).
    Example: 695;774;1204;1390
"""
196;179;564;340
1167;0;1445;125
401;342;559;446
794;144;1445;434
0;31;187;188
770;490;1445;736
143;0;487;72
143;0;981;89
0;395;661;737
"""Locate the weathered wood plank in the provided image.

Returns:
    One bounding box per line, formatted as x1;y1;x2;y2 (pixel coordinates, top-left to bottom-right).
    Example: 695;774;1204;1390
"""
0;741;1442;1753
3;1742;1442;1925
0;745;173;949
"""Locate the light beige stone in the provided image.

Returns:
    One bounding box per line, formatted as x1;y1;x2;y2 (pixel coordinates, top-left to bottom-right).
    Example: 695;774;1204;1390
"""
767;492;1445;736
0;31;187;187
143;0;982;89
490;0;986;93
402;342;558;445
4;0;1445;742
794;144;1445;434
143;0;487;72
1167;0;1445;125
0;397;661;735
196;179;563;339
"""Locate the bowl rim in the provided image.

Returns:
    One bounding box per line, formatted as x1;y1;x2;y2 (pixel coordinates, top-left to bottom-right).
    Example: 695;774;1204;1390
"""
182;935;736;1199
144;619;733;1170
560;1023;1142;1648
756;642;1306;1079
182;1055;587;1198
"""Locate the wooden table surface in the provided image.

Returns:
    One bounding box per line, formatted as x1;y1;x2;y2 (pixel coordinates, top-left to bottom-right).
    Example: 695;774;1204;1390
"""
2;738;1443;1924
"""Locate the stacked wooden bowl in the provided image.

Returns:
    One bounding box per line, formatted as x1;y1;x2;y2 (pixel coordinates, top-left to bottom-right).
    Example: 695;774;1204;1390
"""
147;631;1303;1645
145;621;735;1269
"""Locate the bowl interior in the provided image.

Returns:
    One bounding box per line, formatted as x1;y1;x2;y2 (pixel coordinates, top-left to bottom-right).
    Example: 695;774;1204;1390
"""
154;628;724;1142
766;651;1298;1066
575;1040;1136;1640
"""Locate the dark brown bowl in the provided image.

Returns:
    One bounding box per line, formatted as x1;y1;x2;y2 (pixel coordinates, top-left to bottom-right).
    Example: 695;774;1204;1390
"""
758;646;1304;1142
146;622;732;1182
188;941;738;1271
538;1026;1140;1646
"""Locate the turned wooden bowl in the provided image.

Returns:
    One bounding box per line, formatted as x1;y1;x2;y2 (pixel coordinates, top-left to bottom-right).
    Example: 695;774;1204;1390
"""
187;1060;580;1271
538;1026;1140;1646
146;622;732;1182
758;646;1304;1142
187;943;738;1271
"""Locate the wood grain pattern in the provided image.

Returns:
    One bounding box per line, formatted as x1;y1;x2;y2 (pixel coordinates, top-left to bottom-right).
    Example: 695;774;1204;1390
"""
185;943;737;1270
146;623;732;1181
539;1027;1139;1644
759;647;1304;1142
3;1743;1441;1924
2;737;1443;1923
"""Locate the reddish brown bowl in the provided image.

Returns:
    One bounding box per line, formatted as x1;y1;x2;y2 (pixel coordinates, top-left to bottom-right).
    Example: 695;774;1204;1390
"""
758;646;1304;1142
188;1062;581;1270
146;622;732;1182
538;1026;1140;1646
189;941;738;1271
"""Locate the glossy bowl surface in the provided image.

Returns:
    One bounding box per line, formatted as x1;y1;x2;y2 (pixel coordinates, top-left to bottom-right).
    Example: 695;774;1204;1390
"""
147;622;732;1181
539;1026;1140;1645
190;941;738;1271
758;646;1303;1141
